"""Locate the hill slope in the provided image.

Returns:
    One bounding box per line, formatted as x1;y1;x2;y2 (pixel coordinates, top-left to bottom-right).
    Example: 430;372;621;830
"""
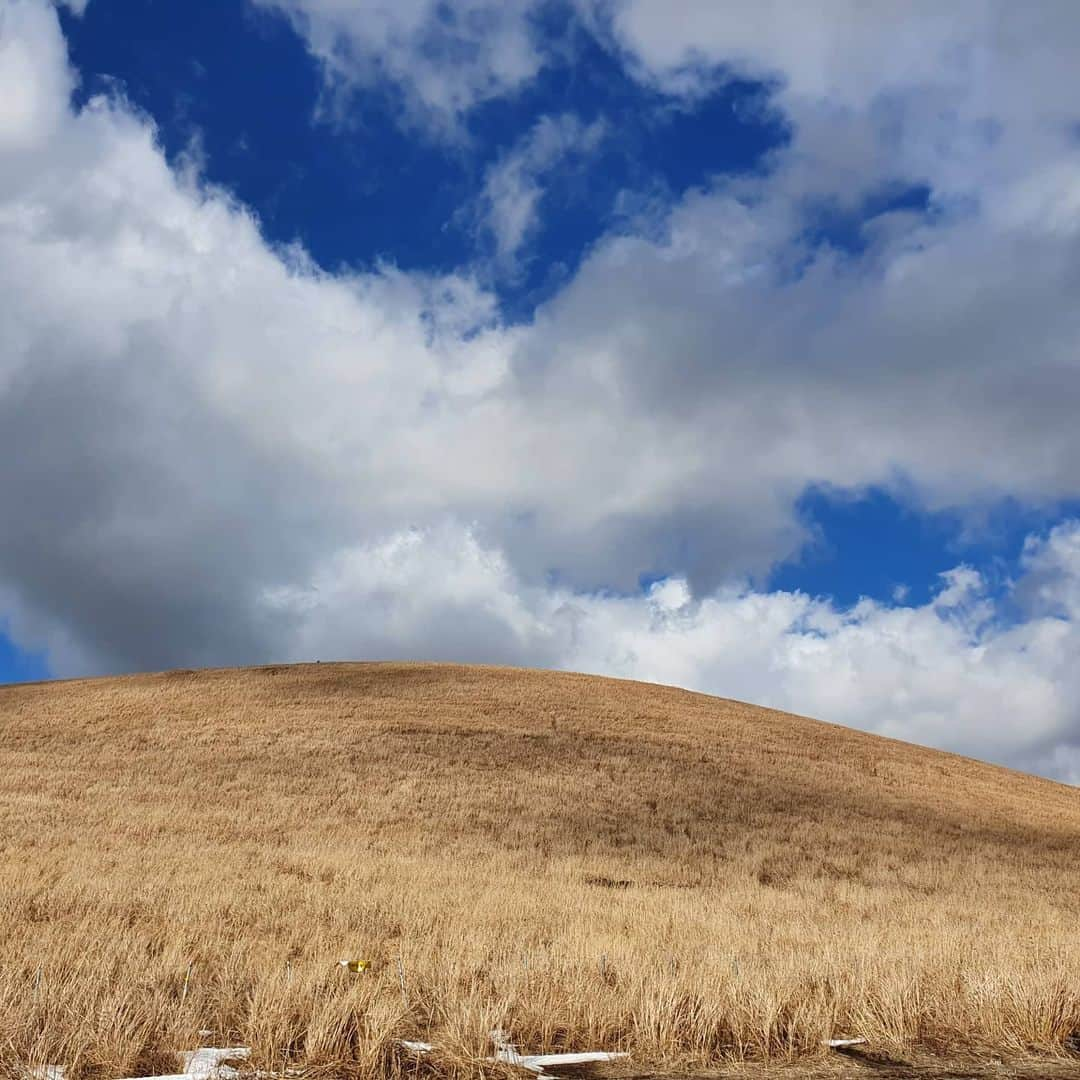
1;663;1078;1076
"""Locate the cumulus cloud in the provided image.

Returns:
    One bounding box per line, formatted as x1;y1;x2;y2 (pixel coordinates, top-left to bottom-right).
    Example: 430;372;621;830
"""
5;1;1080;780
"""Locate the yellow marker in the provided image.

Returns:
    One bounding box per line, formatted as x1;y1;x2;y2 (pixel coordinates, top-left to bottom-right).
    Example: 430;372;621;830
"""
339;959;371;973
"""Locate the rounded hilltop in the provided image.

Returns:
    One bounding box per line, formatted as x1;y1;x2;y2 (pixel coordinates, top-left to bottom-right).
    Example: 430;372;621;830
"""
2;662;1078;1077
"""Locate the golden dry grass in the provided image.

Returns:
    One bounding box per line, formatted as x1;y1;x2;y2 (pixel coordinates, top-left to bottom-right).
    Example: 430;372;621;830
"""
1;662;1079;1078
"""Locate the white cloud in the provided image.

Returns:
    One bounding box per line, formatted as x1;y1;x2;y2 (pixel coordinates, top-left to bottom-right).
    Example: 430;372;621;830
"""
5;2;1080;782
0;0;72;150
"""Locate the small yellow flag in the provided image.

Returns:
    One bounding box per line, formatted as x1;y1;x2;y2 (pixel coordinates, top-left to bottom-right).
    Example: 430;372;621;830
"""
339;959;372;973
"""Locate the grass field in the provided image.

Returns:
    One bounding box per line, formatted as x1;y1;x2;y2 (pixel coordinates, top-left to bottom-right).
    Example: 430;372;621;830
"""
1;662;1079;1078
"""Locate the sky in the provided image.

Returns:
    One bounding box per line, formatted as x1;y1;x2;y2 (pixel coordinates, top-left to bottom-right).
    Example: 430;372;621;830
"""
3;0;1080;783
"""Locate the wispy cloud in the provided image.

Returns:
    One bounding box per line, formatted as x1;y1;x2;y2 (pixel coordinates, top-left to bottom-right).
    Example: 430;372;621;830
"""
250;0;547;138
474;112;607;270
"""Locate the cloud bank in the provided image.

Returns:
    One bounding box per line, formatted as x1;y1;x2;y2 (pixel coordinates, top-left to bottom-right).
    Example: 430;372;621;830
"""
3;0;1080;781
273;520;1080;783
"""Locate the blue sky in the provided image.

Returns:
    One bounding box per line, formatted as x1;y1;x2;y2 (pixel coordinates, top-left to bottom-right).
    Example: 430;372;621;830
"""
3;0;1080;782
58;1;783;310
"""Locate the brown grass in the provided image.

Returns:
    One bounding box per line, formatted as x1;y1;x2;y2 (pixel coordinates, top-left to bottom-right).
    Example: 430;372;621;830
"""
1;662;1079;1078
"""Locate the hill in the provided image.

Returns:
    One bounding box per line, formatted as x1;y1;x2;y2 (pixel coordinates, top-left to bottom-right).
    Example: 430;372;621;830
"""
1;662;1079;1077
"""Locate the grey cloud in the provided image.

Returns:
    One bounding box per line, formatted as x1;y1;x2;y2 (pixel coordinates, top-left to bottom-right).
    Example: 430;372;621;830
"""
0;327;340;673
